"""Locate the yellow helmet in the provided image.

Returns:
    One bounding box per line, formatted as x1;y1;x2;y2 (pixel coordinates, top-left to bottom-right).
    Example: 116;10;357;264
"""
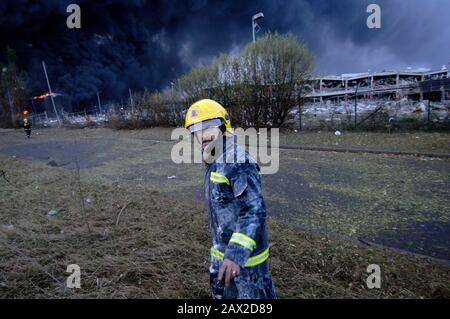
185;99;232;133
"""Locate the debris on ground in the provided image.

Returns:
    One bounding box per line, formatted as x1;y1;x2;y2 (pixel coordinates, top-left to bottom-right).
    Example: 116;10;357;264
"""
1;224;14;232
0;155;449;299
47;160;59;167
47;209;61;217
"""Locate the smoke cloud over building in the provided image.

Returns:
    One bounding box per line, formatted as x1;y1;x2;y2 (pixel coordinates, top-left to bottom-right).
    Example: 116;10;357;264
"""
1;0;448;106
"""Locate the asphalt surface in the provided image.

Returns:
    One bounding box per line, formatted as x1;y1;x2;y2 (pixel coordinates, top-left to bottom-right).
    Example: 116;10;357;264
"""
1;128;449;261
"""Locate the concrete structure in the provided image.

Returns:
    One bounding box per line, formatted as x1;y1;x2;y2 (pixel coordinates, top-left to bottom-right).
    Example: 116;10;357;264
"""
305;68;449;103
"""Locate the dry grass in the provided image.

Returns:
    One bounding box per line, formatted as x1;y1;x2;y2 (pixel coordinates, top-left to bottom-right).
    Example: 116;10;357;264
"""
6;127;450;153
0;154;449;299
278;130;450;153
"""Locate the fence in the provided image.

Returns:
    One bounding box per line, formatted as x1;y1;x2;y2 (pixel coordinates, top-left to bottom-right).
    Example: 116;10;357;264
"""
290;99;450;131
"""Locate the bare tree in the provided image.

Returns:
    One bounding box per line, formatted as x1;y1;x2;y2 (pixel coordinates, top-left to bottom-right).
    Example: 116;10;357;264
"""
128;33;314;129
239;33;313;127
0;48;29;128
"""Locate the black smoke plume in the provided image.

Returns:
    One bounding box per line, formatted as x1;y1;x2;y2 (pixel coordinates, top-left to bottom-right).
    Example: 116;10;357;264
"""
1;0;448;109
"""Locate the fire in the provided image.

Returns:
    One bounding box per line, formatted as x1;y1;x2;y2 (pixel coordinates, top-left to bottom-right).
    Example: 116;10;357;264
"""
33;92;54;100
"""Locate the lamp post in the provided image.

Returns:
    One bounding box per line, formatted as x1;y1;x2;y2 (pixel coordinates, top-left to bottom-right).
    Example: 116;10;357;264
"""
42;61;61;127
252;12;264;43
129;88;134;114
97;91;102;114
170;81;175;113
354;82;364;128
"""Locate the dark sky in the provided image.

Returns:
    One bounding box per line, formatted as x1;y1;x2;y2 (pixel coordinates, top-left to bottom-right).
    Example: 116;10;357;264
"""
0;0;449;104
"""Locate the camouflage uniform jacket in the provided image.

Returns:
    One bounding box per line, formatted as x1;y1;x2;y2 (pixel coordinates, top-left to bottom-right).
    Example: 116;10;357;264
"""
204;135;270;270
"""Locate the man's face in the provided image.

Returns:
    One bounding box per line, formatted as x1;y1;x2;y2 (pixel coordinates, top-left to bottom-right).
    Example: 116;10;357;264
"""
194;127;222;149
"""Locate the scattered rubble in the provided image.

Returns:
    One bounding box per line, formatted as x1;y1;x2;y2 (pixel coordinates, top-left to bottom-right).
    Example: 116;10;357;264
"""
293;99;450;129
47;210;61;217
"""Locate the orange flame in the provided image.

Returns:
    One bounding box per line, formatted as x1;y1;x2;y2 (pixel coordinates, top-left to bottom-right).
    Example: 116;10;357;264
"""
33;92;53;100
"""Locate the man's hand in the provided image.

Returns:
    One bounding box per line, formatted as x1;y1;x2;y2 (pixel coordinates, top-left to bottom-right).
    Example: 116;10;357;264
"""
218;259;241;286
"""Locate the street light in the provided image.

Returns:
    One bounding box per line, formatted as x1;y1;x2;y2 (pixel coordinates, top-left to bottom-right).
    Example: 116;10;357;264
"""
170;82;175;111
252;11;264;43
354;81;365;128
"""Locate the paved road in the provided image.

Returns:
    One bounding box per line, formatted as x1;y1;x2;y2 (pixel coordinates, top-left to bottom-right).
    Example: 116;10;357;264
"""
1;128;449;261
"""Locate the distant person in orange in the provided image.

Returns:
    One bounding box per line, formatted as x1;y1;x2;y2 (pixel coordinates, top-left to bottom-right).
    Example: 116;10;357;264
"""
23;118;32;138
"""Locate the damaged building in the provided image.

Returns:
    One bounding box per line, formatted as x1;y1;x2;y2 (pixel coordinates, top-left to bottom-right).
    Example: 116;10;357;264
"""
298;67;450;129
305;68;449;103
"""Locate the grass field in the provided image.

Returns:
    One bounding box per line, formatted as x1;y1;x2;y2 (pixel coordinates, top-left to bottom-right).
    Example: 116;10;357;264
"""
278;130;450;153
0;127;449;298
10;126;450;153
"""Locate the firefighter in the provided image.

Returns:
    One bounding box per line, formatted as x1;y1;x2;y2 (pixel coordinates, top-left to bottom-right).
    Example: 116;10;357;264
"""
23;118;32;138
185;99;276;299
